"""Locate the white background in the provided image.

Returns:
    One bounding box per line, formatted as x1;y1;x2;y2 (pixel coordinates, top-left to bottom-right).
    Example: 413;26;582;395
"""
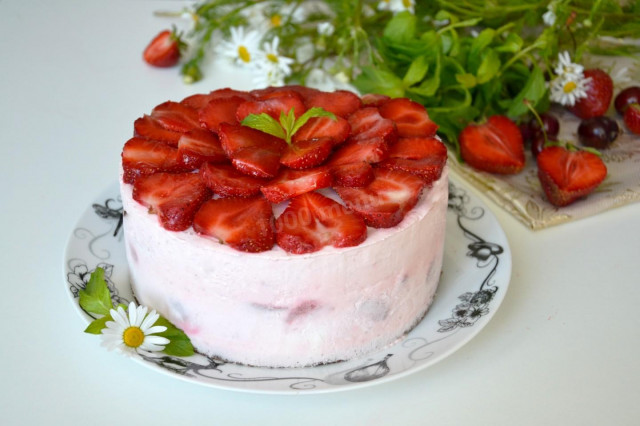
1;1;639;425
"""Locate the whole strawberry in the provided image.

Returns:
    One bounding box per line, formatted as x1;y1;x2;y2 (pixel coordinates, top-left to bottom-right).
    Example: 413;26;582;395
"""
569;69;613;119
623;104;640;135
459;115;525;174
143;30;182;67
537;145;607;207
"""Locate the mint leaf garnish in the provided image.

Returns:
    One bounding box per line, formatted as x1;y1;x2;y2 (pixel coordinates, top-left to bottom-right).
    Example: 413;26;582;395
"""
241;107;336;145
79;267;113;316
154;316;195;356
84;314;113;334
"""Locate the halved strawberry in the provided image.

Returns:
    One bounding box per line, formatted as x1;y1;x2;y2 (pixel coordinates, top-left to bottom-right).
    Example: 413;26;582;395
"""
199;163;266;198
260;167;332;203
280;138;334;170
275;192;367;254
198;96;246;132
327;137;389;167
361;93;390;107
132;172;210;231
335;169;425;228
236;94;306;121
379;98;438;138
150;101;200;133
459;115;525;174
623;103;640;135
218;123;286;178
134;115;183;146
177;129;227;169
193;197;275;252
378;137;447;184
181;88;254;109
121;137;186;184
348;107;397;144
292;116;351;146
568;69;613;119
304;90;362;118
143;30;181;68
537;146;607;207
331;162;374;187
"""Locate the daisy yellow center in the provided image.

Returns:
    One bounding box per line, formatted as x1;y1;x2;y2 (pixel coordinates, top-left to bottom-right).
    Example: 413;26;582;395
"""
237;46;251;63
271;14;282;27
563;81;577;93
123;326;145;348
402;0;411;7
267;53;279;63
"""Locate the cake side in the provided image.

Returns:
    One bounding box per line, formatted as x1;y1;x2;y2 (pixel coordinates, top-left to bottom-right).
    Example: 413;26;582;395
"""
122;167;448;367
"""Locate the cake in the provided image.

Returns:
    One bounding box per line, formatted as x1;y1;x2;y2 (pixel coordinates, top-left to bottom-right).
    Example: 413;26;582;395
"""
120;86;448;367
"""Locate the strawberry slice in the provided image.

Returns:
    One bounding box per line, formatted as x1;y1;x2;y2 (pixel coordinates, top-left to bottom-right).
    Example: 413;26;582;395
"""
275;192;367;254
459;115;525;174
198;96;246;132
193;197;275;252
331;162;374;187
143;30;181;68
150;101;200;133
132;172;210;231
537;146;607;207
379;98;438;138
327;137;389;166
304;90;362;118
218;123;286;178
121;137;186;184
568;69;613;119
199;163;266;198
181;88;254;109
260;167;332;203
134;115;183;146
335;169;425;228
280;138;334;170
251;85;320;101
236;94;306;121
378;137;447;184
348;107;397;144
361;93;390;107
177;129;227;169
292;116;351;146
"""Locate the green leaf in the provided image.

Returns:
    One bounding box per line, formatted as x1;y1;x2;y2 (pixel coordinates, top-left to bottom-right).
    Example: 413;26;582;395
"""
476;49;501;84
291;107;336;136
506;66;547;118
495;33;523;53
383;11;416;42
353;67;405;98
241;113;286;140
84;313;112;334
154;316;195;357
456;73;477;89
403;55;429;87
78;268;113;316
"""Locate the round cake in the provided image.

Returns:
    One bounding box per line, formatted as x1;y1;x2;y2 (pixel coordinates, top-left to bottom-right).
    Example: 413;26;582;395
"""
120;86;448;367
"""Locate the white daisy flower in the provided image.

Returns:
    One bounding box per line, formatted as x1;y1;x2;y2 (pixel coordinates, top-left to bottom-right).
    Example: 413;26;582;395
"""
378;0;415;14
101;302;169;354
269;3;307;28
218;26;262;67
542;9;556;26
554;51;585;79
254;36;294;84
317;22;335;37
549;74;592;106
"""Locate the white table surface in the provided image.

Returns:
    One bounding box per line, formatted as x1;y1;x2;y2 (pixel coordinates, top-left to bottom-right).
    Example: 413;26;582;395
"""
2;1;639;425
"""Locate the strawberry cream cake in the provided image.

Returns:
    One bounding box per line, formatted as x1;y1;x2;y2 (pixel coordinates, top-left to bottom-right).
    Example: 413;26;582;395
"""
120;86;448;367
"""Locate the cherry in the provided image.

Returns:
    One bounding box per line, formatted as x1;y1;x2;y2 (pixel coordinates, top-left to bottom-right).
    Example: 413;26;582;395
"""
578;116;619;149
614;86;640;115
520;113;560;144
531;133;557;159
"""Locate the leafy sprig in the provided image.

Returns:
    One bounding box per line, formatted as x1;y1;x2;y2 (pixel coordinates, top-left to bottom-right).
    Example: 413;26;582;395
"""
241;107;337;145
79;268;194;357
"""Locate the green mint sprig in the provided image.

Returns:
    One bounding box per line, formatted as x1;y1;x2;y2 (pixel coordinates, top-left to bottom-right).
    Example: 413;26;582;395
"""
79;267;194;357
241;107;337;145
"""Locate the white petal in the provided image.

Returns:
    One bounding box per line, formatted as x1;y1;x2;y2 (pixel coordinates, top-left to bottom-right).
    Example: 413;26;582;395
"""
133;305;148;327
112;306;130;328
144;325;168;335
140;311;160;332
127;301;139;325
145;335;170;345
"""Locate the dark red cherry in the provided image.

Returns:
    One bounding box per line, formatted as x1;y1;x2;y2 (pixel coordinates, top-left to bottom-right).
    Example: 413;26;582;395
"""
578;116;619;149
521;113;560;144
531;133;557;159
614;87;640;115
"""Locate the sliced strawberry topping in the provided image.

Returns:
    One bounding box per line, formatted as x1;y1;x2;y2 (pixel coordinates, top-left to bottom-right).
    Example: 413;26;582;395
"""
335;169;425;228
199;163;266;198
180;93;216;110
121;137;186;184
378;137;447;184
305;90;362;118
181;88;253;109
251;85;320;101
280;138;334;170
361;93;391;107
177;129;227;169
292;116;351;146
150;101;200;133
134;115;183;146
193;197;275;252
236;94;306;121
379;98;438;138
218;123;286;178
331;162;374;187
275;192;367;254
198;96;246;131
132;172;210;231
260;167;332;203
348;107;397;144
327;137;388;166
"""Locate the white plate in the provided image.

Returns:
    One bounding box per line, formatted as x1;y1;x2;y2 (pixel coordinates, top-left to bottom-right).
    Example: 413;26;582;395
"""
64;177;511;394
